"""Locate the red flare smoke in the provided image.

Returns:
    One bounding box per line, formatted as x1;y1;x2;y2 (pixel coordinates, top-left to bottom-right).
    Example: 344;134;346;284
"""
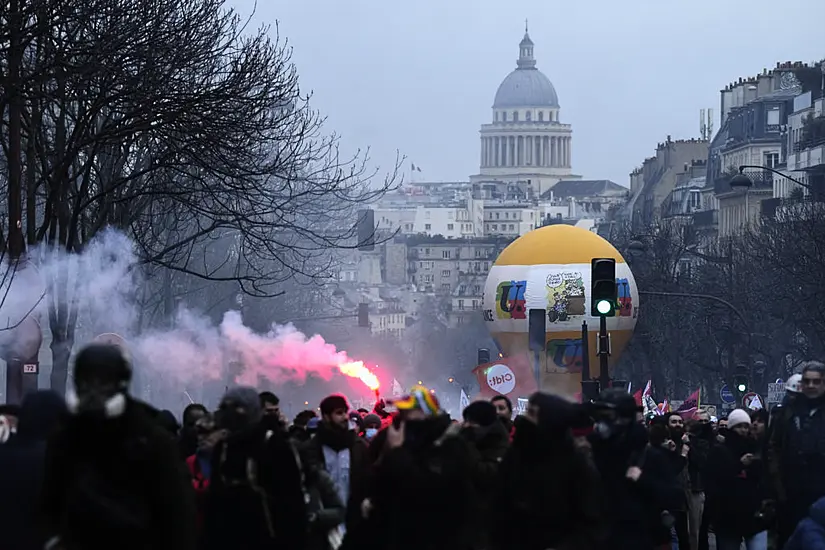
338;360;380;391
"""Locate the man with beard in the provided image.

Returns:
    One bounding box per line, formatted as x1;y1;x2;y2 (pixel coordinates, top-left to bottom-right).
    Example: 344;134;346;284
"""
589;388;659;550
40;343;196;550
492;392;606;550
302;394;370;535
491;395;515;440
259;391;288;433
361;386;475;550
203;387;307;550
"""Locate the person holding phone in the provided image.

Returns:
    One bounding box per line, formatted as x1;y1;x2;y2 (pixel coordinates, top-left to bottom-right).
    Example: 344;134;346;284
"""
703;409;769;550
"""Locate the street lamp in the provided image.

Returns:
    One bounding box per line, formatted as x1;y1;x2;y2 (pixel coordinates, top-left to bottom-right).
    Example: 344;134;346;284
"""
447;377;455;383
734;165;813;191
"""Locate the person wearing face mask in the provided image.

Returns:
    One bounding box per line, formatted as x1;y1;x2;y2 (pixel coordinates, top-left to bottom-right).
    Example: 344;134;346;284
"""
300;394;370;539
589;388;659;550
361;414;382;442
491;392;606;550
203;386;307;550
355;386;474;550
39;343;196;550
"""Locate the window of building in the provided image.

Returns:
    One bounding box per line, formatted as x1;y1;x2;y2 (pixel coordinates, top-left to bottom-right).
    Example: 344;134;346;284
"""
501;111;506;122
448;211;454;219
492;224;498;230
472;299;479;310
495;112;499;122
764;152;780;169
509;224;515;231
504;212;509;219
424;248;430;255
458;299;465;310
424;210;431;219
456;316;465;325
538;111;544;121
442;250;452;259
441;283;451;291
767;108;781;126
495;212;500;219
512;111;518;122
525;111;532;121
442;270;451;277
447;223;454;230
425;223;431;230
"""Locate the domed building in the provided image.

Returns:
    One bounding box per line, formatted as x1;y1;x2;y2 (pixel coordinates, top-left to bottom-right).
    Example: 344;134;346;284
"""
471;25;579;198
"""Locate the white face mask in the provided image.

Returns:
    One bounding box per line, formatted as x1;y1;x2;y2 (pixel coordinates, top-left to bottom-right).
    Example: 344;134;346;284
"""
66;388;127;419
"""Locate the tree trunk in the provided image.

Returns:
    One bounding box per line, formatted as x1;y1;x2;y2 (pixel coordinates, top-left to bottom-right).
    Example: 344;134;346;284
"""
49;337;72;397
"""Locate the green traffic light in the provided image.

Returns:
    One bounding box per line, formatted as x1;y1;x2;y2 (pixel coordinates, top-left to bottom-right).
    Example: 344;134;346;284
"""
595;299;613;315
737;383;747;392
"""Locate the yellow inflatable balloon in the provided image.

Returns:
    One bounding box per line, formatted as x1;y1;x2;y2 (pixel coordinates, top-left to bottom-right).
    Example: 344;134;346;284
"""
482;225;639;398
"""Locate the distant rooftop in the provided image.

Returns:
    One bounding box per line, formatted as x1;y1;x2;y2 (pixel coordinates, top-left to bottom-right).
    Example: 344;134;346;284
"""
541;179;626;199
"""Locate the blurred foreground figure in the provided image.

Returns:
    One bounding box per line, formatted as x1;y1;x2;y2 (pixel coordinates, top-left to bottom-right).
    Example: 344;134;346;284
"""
202;387;307;550
491;392;606;550
40;343;196;550
0;390;66;550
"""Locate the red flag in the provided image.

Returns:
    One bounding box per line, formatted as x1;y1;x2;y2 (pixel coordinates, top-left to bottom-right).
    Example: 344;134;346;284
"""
633;389;643;406
472;353;538;400
676;389;701;419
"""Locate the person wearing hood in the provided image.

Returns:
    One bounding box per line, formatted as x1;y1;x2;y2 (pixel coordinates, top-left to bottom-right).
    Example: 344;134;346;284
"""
491;392;606;550
301;394;370;536
703;409;769;550
40;343;196;550
589;388;660;550
768;362;825;547
0;390;66;550
784;495;825;550
202;386;307;550
460;400;510;549
359;386;475;550
361;414;382;443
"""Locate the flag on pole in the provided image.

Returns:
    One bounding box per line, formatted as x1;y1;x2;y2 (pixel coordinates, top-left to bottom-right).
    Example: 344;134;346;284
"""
459;389;471;412
627;381;632;393
676;389;700;419
391;378;403;397
410;163;416;171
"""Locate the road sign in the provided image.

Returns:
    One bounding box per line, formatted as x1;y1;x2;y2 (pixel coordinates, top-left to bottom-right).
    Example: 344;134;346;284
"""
768;383;785;404
720;385;736;404
743;392;764;410
22;364;38;374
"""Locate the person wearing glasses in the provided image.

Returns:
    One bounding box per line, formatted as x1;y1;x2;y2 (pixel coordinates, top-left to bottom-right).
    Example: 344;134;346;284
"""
767;361;825;547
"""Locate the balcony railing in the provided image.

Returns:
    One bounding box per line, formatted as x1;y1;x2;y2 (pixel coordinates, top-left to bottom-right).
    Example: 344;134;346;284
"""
793;136;825;153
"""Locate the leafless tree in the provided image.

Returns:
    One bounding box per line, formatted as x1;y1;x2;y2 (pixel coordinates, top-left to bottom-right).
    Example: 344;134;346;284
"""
0;0;397;394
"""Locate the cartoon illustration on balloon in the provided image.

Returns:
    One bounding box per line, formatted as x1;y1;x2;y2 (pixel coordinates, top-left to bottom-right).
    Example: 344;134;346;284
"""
482;224;639;399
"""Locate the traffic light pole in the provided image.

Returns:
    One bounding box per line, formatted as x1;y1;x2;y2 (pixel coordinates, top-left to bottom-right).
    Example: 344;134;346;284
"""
598;314;610;390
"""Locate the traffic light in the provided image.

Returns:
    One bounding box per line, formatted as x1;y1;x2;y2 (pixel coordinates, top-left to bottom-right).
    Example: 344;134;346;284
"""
590;258;617;317
734;365;749;393
357;303;369;327
477;348;490;365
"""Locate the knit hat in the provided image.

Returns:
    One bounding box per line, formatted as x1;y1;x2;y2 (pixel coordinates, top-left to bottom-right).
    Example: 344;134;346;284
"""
388;385;441;416
319;394;350;416
727;409;751;428
362;413;382;428
462;400;498;427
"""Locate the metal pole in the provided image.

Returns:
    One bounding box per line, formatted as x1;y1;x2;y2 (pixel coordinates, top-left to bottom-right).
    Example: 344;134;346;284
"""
580;320;590;381
598;315;610;389
533;350;541;392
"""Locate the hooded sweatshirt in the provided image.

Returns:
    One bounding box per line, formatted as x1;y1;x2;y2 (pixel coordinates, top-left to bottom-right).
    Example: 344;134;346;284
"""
785;496;825;550
0;390;67;550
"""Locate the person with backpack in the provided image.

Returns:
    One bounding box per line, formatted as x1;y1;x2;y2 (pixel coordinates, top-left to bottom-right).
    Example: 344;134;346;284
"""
202;386;308;550
39;343;196;550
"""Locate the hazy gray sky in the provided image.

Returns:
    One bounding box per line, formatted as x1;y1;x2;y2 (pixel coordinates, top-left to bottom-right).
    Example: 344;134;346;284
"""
234;0;824;187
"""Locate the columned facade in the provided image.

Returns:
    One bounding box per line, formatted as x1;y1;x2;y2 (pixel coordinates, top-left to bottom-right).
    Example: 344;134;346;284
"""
469;26;577;197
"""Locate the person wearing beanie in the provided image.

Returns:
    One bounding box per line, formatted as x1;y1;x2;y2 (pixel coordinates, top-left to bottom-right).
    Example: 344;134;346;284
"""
203;386;308;550
40;344;197;550
300;393;370;536
362;414;382;442
704;408;767;550
460;399;510;550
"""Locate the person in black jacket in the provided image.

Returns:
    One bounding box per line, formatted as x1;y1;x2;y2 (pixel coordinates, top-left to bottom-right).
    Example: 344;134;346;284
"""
492;392;606;550
704;409;769;550
0;390;66;550
203;386;307;550
40;343;196;550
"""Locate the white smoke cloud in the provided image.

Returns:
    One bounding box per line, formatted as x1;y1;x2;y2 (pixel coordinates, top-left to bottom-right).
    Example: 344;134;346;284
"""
0;229;372;409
